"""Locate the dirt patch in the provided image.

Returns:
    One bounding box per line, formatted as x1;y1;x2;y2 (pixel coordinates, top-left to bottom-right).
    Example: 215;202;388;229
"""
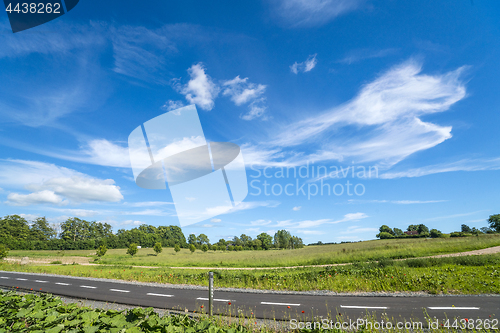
4;256;91;265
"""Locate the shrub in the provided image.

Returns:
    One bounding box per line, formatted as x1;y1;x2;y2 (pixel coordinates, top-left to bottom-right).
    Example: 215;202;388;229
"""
96;245;107;257
153;242;162;255
127;243;138;256
201;244;209;252
0;244;9;260
174;244;181;253
189;244;196;253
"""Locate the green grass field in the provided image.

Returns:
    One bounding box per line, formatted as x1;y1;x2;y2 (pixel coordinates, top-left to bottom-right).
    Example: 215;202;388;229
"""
8;234;500;268
1;254;499;294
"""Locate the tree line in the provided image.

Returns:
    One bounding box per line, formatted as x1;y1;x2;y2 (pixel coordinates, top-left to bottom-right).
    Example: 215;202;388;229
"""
376;214;500;239
186;229;304;251
0;215;186;250
0;214;305;251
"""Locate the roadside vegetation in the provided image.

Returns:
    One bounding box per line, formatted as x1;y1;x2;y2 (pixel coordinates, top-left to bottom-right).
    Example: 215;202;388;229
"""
1;254;499;294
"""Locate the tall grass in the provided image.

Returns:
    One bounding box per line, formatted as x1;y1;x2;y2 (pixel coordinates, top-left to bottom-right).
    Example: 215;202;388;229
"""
8;234;500;268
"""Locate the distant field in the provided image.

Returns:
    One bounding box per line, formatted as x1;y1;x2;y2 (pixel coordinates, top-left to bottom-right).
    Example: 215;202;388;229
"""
6;234;500;268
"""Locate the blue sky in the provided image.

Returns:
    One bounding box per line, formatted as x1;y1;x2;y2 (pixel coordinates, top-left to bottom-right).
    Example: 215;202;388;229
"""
1;0;499;244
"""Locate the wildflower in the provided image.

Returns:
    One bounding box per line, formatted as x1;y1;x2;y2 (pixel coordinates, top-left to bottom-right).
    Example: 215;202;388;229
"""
302;311;305;313
228;302;231;305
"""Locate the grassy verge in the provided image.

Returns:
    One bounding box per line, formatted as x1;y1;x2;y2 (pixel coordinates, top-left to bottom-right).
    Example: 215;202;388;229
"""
7;234;500;268
2;254;499;294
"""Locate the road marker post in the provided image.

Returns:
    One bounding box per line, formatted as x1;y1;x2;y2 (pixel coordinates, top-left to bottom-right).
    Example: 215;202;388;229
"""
209;272;214;317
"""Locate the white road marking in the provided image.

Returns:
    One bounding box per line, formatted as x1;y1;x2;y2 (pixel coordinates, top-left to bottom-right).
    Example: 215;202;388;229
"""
35;280;48;283
341;305;388;309
0;277;9;279
55;282;71;286
197;297;233;302
110;289;130;293
16;278;28;281
80;285;97;289
428;307;480;310
261;302;300;307
147;293;174;297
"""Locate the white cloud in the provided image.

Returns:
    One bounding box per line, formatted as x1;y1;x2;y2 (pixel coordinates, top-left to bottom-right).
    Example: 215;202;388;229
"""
162;100;185;111
19;214;41;221
7;191;66;206
380;158;500;179
123;209;170;216
26;177;123;204
250;219;272;226
292;206;301;211
267;59;467;169
296;230;325;235
122;220;144;226
211;218;222;223
268;0;364;27
290;54;317;74
47;208;102;217
0;159;123;206
178;63;220;111
241;100;268;121
222;76;267;106
126;201;174;207
222;76;268;120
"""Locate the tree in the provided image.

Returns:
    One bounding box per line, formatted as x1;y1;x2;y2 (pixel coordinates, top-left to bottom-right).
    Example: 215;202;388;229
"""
290;236;304;249
189;244;196;253
188;234;197;246
252;239;262;250
127;243;138;256
407;224;418;232
393;228;404;237
430;229;442;238
30;217;56;241
0;244;9;260
488;214;500;232
153;242;162;256
481;227;494;234
174;244;181;253
377;232;395;239
232;236;242;247
274;230;291;249
197;234;210;246
379;225;394;236
239;234;252;247
257;233;273;250
461;224;471;233
201;244;209;252
96;245;107;257
417;224;429;236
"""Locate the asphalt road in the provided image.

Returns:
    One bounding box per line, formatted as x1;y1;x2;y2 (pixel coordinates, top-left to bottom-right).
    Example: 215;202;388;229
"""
0;271;498;327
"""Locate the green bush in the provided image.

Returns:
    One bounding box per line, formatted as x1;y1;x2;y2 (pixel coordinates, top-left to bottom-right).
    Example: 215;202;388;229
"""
0;244;9;259
201;244;208;252
96;245;107;257
127;243;138;256
153;242;162;255
189;244;196;253
174;244;181;253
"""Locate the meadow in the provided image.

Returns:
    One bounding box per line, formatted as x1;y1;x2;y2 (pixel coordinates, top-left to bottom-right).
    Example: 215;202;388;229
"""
7;234;500;268
1;254;499;294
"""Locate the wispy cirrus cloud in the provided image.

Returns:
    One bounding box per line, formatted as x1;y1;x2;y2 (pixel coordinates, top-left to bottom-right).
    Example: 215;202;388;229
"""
290;54;317;74
244;59;468;171
380;158;500;179
338;48;399;65
268;0;365;27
